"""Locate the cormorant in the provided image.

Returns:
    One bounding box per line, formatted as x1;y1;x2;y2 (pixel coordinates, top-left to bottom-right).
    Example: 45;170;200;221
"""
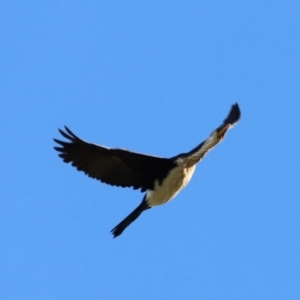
54;103;241;237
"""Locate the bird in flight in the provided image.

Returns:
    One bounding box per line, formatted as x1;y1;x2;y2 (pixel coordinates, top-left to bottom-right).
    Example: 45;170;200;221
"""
54;103;241;238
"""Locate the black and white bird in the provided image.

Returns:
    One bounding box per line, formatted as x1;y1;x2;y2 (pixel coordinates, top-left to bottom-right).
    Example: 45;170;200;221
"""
54;103;241;238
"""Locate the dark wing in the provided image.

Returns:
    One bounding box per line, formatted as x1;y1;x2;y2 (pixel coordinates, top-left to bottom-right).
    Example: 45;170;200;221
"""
220;103;241;128
54;127;174;192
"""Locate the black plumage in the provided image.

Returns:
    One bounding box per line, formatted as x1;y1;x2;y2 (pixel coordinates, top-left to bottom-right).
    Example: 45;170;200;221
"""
54;127;175;192
54;103;241;237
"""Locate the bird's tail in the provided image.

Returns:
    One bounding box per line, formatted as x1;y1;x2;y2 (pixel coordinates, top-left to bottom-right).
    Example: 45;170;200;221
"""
111;197;150;238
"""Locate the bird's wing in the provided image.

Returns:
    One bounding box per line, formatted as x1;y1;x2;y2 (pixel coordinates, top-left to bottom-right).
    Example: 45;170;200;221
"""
220;103;241;128
54;127;174;192
177;103;241;165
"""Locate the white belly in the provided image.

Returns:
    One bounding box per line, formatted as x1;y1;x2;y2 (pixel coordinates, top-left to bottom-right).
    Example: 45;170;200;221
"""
146;165;196;207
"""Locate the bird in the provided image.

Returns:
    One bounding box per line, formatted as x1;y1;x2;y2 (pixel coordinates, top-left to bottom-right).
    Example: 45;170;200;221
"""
54;103;241;238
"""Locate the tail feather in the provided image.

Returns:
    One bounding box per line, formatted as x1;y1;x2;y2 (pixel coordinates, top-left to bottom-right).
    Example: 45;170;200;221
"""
111;198;150;238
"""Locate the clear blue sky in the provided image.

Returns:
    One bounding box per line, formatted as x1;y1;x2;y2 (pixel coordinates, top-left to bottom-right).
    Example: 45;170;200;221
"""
1;1;299;299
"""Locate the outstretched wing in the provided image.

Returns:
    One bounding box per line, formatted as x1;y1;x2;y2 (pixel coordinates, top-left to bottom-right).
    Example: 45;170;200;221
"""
220;103;241;128
177;103;241;165
54;127;174;192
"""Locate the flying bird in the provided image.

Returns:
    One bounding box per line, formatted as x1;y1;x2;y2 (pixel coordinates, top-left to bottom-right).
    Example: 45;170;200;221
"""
54;103;241;238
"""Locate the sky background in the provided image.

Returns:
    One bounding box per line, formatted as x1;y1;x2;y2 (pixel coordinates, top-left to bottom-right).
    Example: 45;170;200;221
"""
1;1;299;299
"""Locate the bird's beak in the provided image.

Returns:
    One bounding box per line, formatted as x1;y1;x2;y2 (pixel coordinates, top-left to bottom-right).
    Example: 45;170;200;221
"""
218;124;232;139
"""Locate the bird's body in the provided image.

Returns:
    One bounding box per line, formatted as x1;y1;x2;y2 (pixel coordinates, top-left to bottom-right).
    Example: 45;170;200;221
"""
54;103;241;237
146;163;196;206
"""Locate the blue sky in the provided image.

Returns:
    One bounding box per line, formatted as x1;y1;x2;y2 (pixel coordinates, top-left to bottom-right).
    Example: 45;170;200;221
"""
1;1;299;299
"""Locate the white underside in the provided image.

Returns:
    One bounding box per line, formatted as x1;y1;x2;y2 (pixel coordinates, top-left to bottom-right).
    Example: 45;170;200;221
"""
145;130;227;207
145;164;196;207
